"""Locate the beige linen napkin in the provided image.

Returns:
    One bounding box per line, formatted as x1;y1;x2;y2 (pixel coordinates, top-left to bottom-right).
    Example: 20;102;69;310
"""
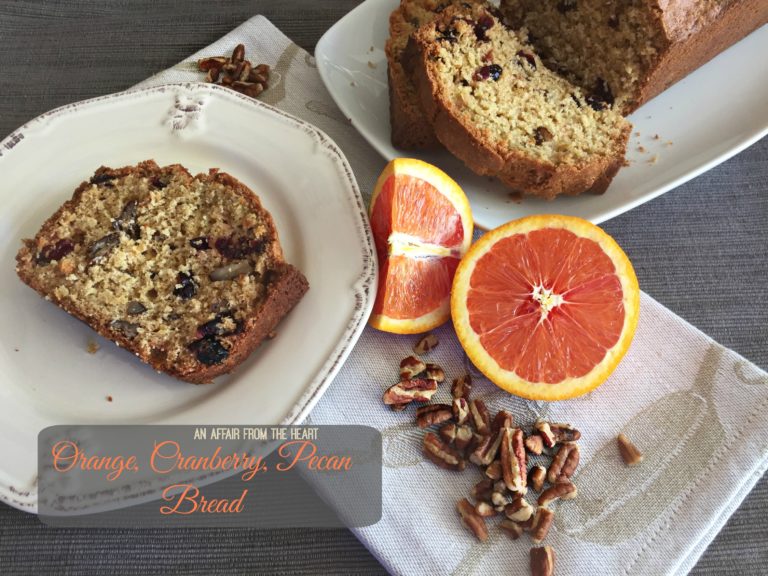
138;16;768;576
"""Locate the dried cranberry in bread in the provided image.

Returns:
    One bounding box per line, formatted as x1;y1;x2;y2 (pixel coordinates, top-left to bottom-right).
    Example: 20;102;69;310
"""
500;0;768;114
16;160;308;384
405;5;631;199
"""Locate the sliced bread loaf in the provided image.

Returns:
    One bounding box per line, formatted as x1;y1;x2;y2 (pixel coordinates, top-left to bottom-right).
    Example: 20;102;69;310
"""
16;160;308;384
500;0;768;114
405;5;631;199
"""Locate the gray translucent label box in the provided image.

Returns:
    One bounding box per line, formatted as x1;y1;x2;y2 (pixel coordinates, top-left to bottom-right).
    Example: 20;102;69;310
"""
38;425;381;528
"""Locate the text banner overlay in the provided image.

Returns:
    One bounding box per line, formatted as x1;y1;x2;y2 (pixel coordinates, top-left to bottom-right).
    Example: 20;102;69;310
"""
38;425;381;528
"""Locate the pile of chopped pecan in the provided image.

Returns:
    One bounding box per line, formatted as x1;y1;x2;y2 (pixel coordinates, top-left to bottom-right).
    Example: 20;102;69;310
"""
382;333;591;576
198;44;270;98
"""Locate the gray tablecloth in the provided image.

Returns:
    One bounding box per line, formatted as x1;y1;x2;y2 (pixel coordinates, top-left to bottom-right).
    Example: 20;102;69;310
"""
0;1;765;574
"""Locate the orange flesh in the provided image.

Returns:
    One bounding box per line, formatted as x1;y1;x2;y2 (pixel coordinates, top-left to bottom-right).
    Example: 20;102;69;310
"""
370;174;465;319
466;228;625;383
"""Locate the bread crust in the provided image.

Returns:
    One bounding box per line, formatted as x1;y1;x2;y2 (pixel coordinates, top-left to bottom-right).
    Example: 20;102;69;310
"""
16;161;308;384
386;1;442;149
405;24;629;199
630;0;768;112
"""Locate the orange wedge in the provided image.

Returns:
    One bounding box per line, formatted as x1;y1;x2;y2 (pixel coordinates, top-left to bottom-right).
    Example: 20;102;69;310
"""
369;158;473;333
451;215;639;400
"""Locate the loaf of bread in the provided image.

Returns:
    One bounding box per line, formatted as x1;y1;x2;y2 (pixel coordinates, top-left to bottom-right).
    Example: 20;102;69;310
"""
405;5;631;199
499;0;768;114
387;0;465;149
16;160;308;384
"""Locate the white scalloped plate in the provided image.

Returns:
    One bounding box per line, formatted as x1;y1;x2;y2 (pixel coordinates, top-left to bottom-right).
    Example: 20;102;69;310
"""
316;0;768;229
0;83;377;511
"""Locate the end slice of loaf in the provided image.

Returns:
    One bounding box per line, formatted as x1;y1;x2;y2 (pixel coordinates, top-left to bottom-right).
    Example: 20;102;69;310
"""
387;0;468;149
16;160;308;384
405;5;631;199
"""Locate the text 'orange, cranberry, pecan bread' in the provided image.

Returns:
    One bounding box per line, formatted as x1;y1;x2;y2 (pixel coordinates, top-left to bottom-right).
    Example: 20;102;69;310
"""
405;5;631;199
499;0;768;115
387;0;469;149
16;160;308;384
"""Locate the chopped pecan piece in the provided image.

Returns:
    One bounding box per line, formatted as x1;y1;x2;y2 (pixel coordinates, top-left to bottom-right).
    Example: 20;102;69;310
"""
382;379;437;405
550;422;581;443
534;420;556;447
472;478;494;503
530;546;556;576
491;410;514;432
424;363;445;382
452;397;470;425
547;442;580;483
399;355;426;379
423;432;465;471
451;373;472;399
416;403;453;428
414;333;438;355
617;433;644;466
531;507;555;544
457;498;488;541
454;425;473;450
469;430;502;466
501;427;527;493
500;519;525;540
198;56;227;71
439;422;457;444
504;495;534;522
474;501;498;517
538;481;578;508
525;434;544;455
469;399;491;435
485;460;502;480
529;465;546;492
490;490;507;510
231;43;245;64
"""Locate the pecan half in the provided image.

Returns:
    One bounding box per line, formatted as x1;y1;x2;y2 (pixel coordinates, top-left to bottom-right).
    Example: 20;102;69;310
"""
547;442;580;483
451;374;472;399
472;478;494;503
529;465;546;492
382;379;437;405
501;427;527;493
504;495;534;522
530;546;556;576
416;403;453;428
618;433;644;466
457;498;488;541
469;430;502;466
414;333;438;355
500;519;525;540
538;481;578;508
424;363;445;382
531;507;555;544
399;355;426;379
423;432;465;471
534;420;556;448
453;397;470;425
485;460;502;480
492;410;514;432
469;399;491;435
525;434;544;455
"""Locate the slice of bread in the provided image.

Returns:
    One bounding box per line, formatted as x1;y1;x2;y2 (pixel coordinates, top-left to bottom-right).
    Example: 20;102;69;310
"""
16;160;308;384
405;5;631;199
387;0;466;149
